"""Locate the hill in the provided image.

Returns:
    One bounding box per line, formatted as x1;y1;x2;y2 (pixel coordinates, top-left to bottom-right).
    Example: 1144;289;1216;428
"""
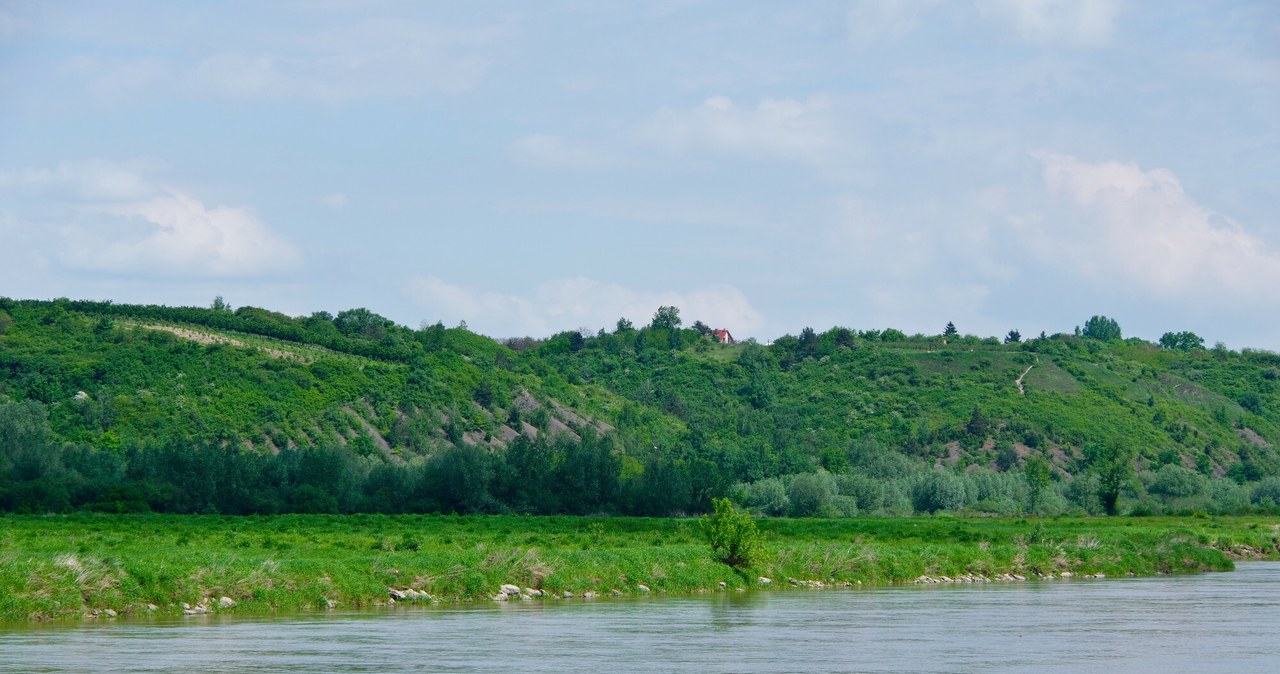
1;297;1278;516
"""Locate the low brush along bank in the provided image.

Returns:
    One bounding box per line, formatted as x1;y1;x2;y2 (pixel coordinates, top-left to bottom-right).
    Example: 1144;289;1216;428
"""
2;514;1279;622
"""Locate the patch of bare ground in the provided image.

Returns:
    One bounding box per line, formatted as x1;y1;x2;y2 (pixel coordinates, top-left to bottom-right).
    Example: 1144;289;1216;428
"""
1239;427;1270;448
341;405;391;454
136;324;308;361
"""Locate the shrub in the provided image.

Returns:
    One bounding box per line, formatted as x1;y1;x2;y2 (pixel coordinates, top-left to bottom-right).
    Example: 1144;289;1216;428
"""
911;470;966;513
1250;476;1280;508
1149;464;1207;499
740;478;789;516
787;472;835;517
701;497;765;570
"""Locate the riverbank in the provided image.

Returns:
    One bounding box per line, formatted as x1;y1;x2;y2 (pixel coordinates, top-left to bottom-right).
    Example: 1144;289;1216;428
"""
2;514;1278;622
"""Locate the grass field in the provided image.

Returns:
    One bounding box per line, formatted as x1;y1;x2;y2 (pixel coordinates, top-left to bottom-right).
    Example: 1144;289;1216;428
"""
2;514;1278;622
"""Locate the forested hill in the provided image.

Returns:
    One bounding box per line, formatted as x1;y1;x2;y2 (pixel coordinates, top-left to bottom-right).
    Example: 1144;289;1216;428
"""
2;297;1279;517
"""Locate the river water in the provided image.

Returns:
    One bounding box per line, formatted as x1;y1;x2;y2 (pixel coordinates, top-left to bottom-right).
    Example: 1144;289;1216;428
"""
4;562;1280;673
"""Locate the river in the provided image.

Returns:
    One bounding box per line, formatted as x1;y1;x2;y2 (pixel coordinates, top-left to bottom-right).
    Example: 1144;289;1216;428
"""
4;562;1280;673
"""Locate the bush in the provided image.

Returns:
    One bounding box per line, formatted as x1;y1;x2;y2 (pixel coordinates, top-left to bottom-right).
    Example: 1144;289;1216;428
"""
1250;476;1280;508
911;470;967;513
740;478;789;516
1149;464;1206;499
1210;480;1250;514
835;473;884;513
787;472;835;517
701;497;765;570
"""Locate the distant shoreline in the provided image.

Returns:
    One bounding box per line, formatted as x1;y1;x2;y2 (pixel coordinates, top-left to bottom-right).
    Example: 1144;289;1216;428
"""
3;514;1277;623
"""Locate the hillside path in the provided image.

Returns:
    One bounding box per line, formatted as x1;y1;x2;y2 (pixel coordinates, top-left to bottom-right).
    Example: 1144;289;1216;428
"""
1015;358;1038;395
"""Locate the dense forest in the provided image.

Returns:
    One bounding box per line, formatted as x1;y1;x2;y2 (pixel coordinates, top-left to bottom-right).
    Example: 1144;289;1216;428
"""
2;297;1279;517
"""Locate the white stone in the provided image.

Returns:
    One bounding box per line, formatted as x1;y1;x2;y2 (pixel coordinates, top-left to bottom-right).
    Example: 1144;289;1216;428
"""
636;584;651;593
219;596;236;608
757;577;771;586
500;584;522;596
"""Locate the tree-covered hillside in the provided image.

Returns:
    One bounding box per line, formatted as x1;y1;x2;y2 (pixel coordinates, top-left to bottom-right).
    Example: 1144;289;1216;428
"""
2;297;1278;516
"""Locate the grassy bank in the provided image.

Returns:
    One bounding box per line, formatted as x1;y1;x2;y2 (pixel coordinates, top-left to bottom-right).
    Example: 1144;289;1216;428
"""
2;514;1278;622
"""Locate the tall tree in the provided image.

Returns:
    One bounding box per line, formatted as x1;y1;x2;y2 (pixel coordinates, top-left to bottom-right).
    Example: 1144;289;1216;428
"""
1082;315;1122;341
1159;331;1204;351
1086;440;1136;516
943;321;958;337
650;306;682;331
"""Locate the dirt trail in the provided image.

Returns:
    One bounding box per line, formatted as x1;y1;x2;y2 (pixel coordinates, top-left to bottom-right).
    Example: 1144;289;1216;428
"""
1015;358;1038;395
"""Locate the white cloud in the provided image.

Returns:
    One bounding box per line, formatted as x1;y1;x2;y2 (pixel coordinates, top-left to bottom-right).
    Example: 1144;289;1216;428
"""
1020;153;1280;303
1;160;302;278
976;0;1120;47
641;95;838;164
64;191;302;277
404;276;763;338
319;192;349;209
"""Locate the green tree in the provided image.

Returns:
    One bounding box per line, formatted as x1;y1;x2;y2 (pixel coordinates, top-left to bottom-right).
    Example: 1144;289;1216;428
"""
787;473;833;516
1159;331;1204;351
798;327;818;358
911;470;966;513
943;321;958;337
1024;455;1052;512
1082;315;1122;341
335;307;394;338
615;317;634;333
1239;391;1263;415
702;497;765;570
650;305;682;331
966;405;986;437
1086;440;1136;516
1004;329;1021;344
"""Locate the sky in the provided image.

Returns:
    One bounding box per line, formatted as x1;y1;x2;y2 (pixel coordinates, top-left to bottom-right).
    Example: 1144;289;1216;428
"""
1;1;1278;347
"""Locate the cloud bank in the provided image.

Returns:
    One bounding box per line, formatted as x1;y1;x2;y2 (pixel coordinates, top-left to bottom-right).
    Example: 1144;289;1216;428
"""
1;160;302;278
1022;153;1280;303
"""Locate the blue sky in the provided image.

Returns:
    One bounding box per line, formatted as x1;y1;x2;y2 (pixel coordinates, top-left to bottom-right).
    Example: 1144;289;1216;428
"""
1;1;1277;347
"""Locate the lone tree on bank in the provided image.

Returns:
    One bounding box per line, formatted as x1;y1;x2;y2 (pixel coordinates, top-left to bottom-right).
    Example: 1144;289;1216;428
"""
944;321;958;337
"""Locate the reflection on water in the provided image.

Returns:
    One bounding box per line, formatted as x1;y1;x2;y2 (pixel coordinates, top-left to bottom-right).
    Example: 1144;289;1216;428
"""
4;563;1280;673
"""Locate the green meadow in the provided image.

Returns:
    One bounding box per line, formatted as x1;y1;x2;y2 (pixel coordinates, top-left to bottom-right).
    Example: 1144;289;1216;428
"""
2;514;1277;623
